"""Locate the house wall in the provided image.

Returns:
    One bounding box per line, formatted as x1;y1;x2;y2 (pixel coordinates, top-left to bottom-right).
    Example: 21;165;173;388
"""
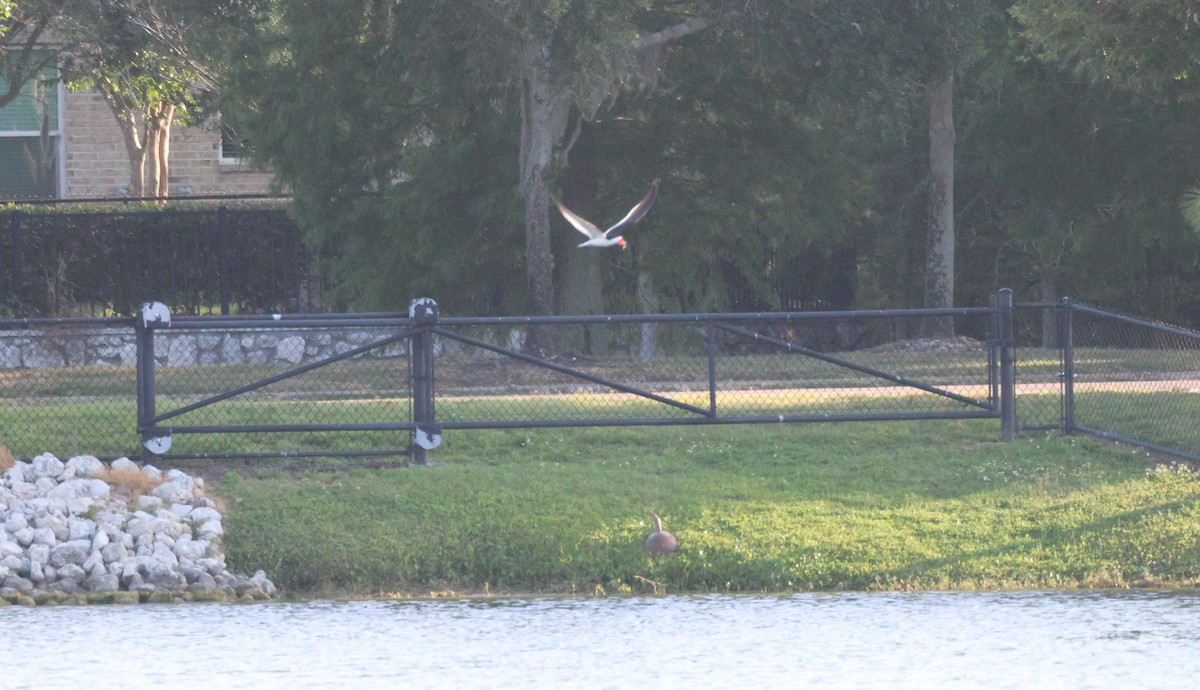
63;90;275;198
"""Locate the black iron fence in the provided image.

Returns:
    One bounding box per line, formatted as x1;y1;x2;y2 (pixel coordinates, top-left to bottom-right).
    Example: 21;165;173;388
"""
1;204;321;318
3;291;1198;464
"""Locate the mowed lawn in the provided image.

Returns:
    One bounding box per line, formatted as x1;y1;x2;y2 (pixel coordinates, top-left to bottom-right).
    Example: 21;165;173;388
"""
212;420;1200;597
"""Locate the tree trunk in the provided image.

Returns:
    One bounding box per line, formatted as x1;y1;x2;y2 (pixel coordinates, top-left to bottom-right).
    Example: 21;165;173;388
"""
557;130;604;353
518;39;573;354
99;88;147;197
150;104;174;198
922;71;956;338
1040;273;1059;349
114;110;146;197
637;270;657;357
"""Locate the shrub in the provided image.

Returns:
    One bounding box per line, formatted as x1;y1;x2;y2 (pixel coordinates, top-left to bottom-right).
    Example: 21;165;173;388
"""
97;465;163;500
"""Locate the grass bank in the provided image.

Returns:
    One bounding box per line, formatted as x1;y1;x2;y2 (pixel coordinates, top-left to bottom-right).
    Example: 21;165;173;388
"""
209;420;1200;597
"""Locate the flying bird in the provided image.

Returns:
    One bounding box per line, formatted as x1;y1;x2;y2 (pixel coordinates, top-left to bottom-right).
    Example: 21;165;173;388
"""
644;513;678;556
553;179;659;249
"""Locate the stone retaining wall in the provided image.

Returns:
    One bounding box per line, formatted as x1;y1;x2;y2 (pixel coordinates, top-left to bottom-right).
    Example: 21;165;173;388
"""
0;328;413;370
1;453;275;605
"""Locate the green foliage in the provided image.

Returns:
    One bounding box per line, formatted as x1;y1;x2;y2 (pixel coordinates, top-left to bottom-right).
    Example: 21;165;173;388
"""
1013;0;1200;99
955;11;1200;319
223;0;530;313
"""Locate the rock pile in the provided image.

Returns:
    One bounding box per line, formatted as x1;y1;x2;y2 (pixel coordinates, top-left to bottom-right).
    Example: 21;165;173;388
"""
0;453;274;604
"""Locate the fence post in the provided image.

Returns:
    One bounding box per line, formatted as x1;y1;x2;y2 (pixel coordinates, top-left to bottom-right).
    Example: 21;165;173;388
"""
706;322;718;417
998;288;1016;441
409;298;441;465
1060;296;1075;435
136;302;172;457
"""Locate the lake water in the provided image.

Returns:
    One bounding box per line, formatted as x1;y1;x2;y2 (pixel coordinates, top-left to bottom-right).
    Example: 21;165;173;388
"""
3;590;1199;689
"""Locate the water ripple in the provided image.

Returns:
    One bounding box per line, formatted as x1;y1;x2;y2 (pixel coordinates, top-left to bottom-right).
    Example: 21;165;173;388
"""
3;590;1199;689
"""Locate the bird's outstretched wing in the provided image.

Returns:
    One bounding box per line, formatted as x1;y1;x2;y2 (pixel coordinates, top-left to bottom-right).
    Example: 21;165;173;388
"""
552;198;604;240
603;179;659;239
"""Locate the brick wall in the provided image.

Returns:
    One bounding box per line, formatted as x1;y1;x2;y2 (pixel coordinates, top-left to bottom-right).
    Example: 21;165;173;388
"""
63;90;275;198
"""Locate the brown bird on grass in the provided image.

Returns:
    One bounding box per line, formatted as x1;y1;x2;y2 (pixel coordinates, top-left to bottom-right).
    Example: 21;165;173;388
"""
644;513;678;556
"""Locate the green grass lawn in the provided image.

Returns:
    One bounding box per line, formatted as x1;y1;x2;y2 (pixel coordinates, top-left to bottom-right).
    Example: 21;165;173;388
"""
211;420;1200;598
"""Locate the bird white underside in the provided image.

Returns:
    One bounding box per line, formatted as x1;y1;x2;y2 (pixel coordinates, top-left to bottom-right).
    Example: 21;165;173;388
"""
578;237;623;248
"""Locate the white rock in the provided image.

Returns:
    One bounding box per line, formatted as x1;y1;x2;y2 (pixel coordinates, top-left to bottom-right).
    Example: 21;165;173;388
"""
275;335;306;363
252;570;277;596
92;530;110;552
95;511;127;530
9;480;38;500
13;527;34;546
167;337;199;366
34;477;57;495
33;515;68;541
124;515;155;539
47;478;89;500
28;543;50;565
141;464;163;481
56;563;86;583
3;575;33;593
110;457;140;474
45;497;69;517
136;495;164;512
5;513;29;533
88;572;120;593
155;519;189;539
3;463;28;485
152;476;196;504
174;536;208;562
83;551;105;576
85;479;111;500
189;507;223;526
65;455;105;478
66;497;95;516
67;518;94;541
31;453;65;479
50;540;91;567
99;542;127;564
31;527;57;547
169;503;194;519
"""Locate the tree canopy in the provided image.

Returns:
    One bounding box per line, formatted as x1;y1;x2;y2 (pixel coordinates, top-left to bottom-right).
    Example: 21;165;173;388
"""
44;0;1200;329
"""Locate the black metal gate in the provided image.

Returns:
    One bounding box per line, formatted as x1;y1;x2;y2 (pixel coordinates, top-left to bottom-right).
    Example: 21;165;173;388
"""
133;291;1018;462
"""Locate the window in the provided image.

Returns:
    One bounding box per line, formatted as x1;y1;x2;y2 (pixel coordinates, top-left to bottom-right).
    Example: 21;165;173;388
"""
219;121;253;163
0;57;62;199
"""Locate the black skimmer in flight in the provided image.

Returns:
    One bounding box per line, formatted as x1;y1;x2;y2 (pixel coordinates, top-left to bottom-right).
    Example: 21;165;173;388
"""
553;179;659;249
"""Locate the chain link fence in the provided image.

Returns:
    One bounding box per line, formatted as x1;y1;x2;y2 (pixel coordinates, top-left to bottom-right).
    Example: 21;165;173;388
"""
5;295;1198;463
0;317;138;459
1062;303;1200;461
3;303;1007;461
